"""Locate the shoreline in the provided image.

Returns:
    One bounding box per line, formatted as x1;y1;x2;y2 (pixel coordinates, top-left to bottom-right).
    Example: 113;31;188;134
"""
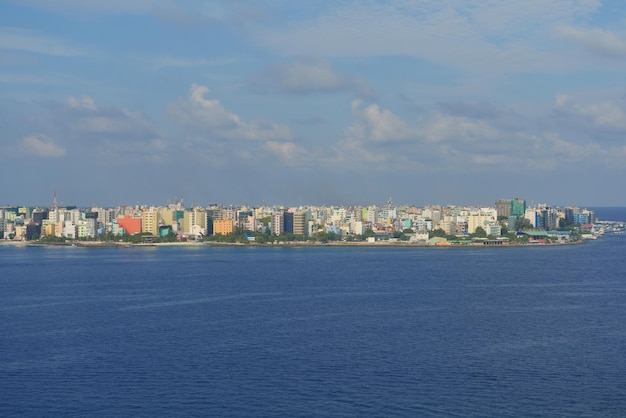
1;239;588;248
204;240;586;248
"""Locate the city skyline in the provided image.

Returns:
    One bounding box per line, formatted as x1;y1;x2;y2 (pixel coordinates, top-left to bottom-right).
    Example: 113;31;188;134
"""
2;1;626;207
1;196;601;243
0;192;605;212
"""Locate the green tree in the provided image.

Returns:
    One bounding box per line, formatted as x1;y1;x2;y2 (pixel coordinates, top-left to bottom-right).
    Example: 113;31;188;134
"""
514;217;532;231
429;228;457;241
472;226;487;238
311;231;340;243
363;229;375;238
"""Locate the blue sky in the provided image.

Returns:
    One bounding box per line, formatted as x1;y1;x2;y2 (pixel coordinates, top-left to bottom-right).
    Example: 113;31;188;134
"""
2;0;626;207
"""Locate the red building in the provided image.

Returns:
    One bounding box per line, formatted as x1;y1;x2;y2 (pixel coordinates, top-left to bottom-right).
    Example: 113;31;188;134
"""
116;215;141;235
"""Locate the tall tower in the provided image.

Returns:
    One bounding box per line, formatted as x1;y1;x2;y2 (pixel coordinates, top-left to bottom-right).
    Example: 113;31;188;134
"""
50;191;60;224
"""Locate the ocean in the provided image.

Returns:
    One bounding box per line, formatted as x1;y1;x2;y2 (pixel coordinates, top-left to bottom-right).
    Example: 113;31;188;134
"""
2;226;626;416
589;207;626;222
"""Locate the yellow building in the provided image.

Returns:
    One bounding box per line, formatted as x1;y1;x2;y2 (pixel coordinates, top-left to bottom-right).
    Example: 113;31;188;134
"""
18;207;32;218
294;212;307;236
195;208;207;230
41;220;55;237
141;208;159;235
14;225;25;240
213;219;234;235
158;208;175;226
182;207;207;235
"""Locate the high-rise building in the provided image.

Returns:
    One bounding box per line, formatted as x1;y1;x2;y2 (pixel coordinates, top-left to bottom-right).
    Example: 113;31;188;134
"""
213;219;233;235
158;208;176;226
564;207;576;225
511;198;526;217
141;208;159;235
366;207;377;224
32;208;49;225
182;207;207;235
284;212;294;234
467;208;497;234
524;208;539;228
25;222;41;240
294;212;307;236
495;199;512;218
271;212;284;236
83;211;99;238
41;219;55;237
205;213;214;235
77;217;97;238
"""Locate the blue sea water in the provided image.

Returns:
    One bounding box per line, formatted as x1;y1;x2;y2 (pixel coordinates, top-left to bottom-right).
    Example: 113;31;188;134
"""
589;207;626;222
2;234;626;417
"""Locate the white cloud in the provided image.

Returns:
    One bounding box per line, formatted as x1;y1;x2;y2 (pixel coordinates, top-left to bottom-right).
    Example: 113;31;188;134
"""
332;94;625;173
20;135;66;157
170;83;292;141
543;132;600;159
61;95;159;139
344;100;501;151
555;94;626;131
258;1;600;74
0;27;84;56
558;26;626;57
345;100;412;143
332;137;393;166
71;114;152;136
337;99;511;170
579;102;626;130
22;95;169;165
312;100;414;167
67;96;97;110
555;94;571;108
249;57;375;98
422;113;501;143
264;141;301;162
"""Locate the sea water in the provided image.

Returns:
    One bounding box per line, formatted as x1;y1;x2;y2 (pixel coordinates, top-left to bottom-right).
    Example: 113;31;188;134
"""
590;207;626;223
2;232;626;416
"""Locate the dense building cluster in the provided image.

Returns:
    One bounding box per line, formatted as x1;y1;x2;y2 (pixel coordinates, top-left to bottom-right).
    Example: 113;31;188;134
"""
0;197;597;243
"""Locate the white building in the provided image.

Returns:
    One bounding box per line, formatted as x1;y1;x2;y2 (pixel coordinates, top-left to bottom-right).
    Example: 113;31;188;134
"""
350;220;364;235
484;222;502;237
271;212;284;235
62;221;76;238
467;208;497;234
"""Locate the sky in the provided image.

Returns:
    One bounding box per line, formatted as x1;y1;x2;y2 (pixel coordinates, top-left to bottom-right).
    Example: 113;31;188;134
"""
2;0;626;208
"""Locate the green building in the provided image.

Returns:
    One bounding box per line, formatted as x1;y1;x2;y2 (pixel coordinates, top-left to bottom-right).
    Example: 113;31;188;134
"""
511;198;526;217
